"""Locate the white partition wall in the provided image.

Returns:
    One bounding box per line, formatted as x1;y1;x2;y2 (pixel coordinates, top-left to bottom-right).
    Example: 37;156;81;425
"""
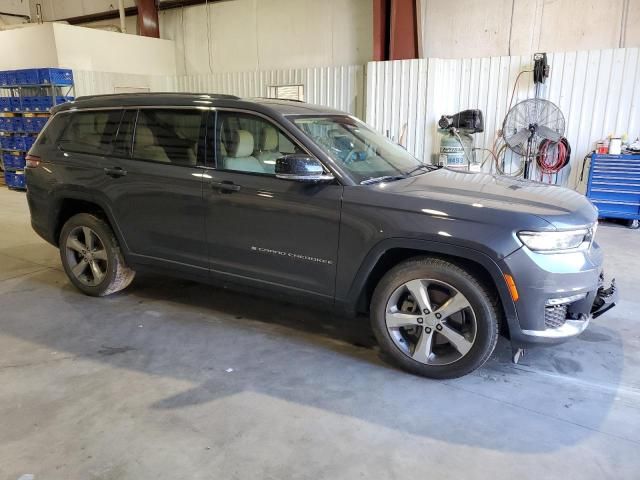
366;48;640;188
166;65;365;117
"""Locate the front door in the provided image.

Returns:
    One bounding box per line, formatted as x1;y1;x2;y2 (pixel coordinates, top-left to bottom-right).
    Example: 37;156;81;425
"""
204;110;342;298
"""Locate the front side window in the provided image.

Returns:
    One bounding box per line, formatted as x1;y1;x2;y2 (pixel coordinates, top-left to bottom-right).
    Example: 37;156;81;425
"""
216;111;304;175
132;109;203;166
292;116;428;184
58;110;122;155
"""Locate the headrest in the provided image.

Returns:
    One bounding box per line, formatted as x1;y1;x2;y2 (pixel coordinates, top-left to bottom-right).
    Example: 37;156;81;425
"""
136;125;157;146
228;130;254;158
260;126;279;151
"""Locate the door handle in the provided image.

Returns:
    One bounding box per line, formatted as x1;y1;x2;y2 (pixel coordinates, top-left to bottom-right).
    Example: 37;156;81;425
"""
210;180;241;193
104;167;127;178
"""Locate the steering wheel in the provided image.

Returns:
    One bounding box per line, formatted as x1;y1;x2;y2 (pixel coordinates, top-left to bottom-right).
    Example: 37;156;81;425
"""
344;149;359;164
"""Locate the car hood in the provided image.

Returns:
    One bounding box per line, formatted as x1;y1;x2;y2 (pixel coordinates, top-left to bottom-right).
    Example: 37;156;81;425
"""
376;168;598;229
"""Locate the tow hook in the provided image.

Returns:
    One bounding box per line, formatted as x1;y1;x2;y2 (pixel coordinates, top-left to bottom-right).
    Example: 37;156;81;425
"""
512;347;525;364
591;278;617;319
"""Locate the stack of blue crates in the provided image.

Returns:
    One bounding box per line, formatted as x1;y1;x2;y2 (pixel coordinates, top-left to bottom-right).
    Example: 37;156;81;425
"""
0;68;73;189
0;68;74;87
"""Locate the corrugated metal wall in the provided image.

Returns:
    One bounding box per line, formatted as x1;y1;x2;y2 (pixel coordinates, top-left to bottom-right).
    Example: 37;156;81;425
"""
73;65;364;117
72;71;166;97
366;48;640;188
166;65;364;117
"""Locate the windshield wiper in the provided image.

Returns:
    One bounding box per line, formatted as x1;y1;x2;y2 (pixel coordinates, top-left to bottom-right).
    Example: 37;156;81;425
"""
404;164;440;176
360;175;406;185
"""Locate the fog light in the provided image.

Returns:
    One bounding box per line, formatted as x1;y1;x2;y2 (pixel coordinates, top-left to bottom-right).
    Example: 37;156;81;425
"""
545;293;587;306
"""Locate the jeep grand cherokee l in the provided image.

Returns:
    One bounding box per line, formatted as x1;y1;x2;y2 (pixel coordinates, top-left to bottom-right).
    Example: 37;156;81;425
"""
25;93;616;379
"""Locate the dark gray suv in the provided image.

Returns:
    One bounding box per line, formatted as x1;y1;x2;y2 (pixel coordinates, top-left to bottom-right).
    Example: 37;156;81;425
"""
25;93;616;379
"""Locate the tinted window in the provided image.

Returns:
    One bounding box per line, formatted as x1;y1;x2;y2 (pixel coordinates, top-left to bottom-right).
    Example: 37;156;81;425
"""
216;112;304;175
293;116;423;184
112;109;137;158
37;113;70;146
133;109;202;166
58;110;122;155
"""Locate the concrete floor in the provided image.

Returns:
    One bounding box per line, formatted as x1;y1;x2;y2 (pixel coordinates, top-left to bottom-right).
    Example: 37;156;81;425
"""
0;186;639;480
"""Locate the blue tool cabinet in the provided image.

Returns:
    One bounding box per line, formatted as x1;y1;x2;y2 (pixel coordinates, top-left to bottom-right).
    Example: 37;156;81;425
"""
586;154;640;221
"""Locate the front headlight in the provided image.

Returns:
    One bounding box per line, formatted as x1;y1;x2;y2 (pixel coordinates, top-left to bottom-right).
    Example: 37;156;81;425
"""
517;228;592;252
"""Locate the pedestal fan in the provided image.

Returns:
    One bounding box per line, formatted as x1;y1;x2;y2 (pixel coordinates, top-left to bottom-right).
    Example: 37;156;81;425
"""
502;98;565;179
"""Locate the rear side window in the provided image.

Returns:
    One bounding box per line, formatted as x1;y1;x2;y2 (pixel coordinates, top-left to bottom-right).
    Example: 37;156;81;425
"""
132;109;203;166
58;110;122;155
37;113;70;146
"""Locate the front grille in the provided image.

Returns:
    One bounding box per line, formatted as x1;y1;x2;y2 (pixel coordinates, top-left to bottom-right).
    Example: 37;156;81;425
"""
544;304;569;328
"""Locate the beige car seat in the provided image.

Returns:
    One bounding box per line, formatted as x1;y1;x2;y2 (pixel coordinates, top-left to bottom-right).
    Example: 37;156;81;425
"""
223;130;265;173
134;125;170;162
256;126;282;172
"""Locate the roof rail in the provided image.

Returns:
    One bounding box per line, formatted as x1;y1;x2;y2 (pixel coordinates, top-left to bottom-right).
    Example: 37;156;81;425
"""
74;92;241;102
255;97;306;103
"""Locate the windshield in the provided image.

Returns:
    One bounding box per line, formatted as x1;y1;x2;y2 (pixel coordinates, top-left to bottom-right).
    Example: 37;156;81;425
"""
291;115;431;184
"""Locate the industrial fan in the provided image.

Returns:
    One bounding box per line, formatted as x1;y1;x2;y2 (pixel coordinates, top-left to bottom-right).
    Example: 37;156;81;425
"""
502;98;565;178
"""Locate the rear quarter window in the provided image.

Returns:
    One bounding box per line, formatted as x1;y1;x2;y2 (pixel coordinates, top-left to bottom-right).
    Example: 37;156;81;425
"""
57;110;122;156
36;113;70;146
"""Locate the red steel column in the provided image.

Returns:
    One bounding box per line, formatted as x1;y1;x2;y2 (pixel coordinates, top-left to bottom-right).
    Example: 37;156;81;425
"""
373;0;389;61
373;0;418;61
389;0;418;60
135;0;160;38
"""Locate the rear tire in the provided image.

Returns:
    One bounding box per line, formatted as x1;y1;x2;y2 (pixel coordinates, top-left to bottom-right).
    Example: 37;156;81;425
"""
370;257;500;379
59;213;135;296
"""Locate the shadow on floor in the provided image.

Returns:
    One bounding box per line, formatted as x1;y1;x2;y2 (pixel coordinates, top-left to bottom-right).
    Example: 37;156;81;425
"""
0;261;628;453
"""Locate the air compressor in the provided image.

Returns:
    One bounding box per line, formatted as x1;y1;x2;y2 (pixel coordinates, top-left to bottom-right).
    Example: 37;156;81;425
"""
437;109;484;170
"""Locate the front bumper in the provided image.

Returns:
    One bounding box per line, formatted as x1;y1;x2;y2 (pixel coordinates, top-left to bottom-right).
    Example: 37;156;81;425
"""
501;242;617;346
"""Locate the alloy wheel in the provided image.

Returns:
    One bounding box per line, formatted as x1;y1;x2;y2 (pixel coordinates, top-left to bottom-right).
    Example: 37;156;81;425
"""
64;226;109;287
385;279;477;365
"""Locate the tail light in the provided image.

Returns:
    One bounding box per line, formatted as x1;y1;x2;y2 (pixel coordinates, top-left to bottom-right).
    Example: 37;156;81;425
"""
25;154;41;168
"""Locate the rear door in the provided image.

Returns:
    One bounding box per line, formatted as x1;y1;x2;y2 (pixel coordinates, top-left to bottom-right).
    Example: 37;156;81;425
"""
103;108;209;274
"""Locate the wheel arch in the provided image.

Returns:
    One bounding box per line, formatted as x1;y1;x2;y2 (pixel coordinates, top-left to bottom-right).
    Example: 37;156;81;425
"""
50;188;128;254
341;239;518;337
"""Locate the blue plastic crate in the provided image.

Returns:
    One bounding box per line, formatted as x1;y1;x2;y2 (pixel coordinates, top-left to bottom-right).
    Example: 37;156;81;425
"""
23;117;46;133
13;117;24;132
10;97;22;112
38;68;73;86
3;152;25;170
20;96;33;112
13;136;26;151
5;71;18;86
55;95;74;106
4;117;15;132
4;171;26;189
36;96;52;111
16;69;39;85
0;117;7;131
23;135;36;151
0;72;7;86
22;117;34;133
0;97;10;111
0;135;14;149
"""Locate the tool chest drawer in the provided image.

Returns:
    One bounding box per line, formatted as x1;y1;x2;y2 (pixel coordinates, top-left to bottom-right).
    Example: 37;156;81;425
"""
587;154;640;221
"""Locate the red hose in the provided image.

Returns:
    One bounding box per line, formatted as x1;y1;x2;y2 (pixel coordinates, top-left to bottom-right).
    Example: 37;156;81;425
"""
536;137;570;182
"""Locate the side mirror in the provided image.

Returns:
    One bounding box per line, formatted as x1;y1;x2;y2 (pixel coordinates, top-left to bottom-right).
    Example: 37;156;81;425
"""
275;154;334;182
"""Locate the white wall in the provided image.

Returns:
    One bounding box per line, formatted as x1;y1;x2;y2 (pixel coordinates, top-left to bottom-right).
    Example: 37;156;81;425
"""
0;0;30;25
0;23;176;75
31;0;373;75
0;24;58;69
52;23;176;75
419;0;640;58
161;0;372;74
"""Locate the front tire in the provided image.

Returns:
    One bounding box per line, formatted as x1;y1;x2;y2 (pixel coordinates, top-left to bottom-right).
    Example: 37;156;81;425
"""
59;213;135;296
370;257;500;379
